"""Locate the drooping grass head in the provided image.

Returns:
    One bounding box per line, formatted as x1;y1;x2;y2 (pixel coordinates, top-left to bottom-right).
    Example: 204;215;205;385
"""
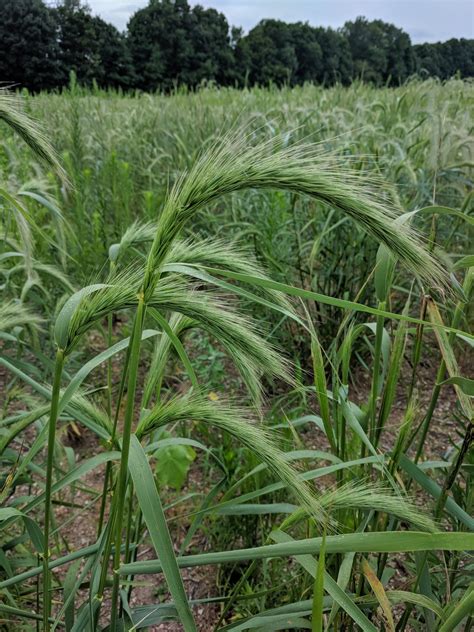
0;89;68;186
143;130;446;298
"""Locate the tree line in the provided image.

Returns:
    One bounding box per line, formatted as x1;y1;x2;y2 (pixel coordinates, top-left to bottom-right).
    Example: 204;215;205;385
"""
1;0;473;93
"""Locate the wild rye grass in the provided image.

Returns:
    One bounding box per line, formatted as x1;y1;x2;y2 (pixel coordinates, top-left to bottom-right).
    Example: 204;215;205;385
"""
0;83;472;631
22;78;474;344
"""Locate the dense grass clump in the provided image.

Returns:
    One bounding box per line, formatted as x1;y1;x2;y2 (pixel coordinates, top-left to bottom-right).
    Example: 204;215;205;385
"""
0;81;472;631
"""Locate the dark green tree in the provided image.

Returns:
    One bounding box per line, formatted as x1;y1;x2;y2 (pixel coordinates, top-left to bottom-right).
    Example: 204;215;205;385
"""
0;0;61;92
1;0;472;93
414;39;474;79
413;43;443;78
313;27;353;85
89;17;135;89
236;20;354;87
288;23;323;84
237;20;298;86
343;17;414;84
185;5;235;85
54;0;134;89
54;1;99;85
127;0;234;91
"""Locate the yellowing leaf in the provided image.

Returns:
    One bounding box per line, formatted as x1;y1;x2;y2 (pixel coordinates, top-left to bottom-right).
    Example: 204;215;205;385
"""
361;558;395;632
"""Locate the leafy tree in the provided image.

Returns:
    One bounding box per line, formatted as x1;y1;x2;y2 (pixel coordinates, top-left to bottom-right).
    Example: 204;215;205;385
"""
343;17;414;84
289;23;323;84
313;27;353;85
237;20;298;86
88;17;135;89
127;0;234;91
54;0;134;89
0;0;62;92
54;0;99;85
414;39;474;79
413;43;444;78
185;5;235;86
237;20;353;87
385;23;415;83
0;0;472;93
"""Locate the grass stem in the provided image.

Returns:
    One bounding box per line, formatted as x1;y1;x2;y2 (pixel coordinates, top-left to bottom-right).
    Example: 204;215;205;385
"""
42;348;65;631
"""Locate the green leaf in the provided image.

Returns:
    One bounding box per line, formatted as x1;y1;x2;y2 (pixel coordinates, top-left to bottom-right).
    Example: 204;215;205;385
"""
384;591;444;619
218;600;328;631
0;604;58;625
398;455;474;530
23;452;120;515
162;263;309;332
213;456;382;513
148;308;199;390
128;435;197;631
457;333;474;348
453;255;474;271
438;584;474;632
64;559;81;630
271;530;378;632
427;300;473;419
0;356;111;440
414;551;436;629
310;332;336;452
438;376;474;397
375;243;395;302
0;542;101;589
216;503;298;515
120;532;474;576
222;614;312;630
54;283;109;349
58;329;160;414
407;205;474;225
175;264;474;344
130;603;178;628
312;530;326;632
327;515;371;626
0;507;44;553
154;433;196;491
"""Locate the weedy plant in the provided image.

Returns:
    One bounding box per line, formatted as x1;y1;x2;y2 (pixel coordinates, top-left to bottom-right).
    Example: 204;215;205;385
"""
0;86;472;632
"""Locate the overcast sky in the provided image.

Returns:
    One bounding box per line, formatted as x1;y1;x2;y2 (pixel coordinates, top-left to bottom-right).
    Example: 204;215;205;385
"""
87;0;474;43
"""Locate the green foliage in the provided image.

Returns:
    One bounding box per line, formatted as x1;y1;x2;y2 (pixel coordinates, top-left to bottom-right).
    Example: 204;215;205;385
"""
0;0;472;92
153;430;197;490
343;17;415;84
128;0;235;90
54;1;135;89
237;20;353;87
415;38;474;79
0;83;472;632
0;0;62;92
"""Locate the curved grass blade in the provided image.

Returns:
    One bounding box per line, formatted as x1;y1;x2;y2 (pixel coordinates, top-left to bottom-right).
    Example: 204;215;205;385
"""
58;329;160;414
180;265;474;343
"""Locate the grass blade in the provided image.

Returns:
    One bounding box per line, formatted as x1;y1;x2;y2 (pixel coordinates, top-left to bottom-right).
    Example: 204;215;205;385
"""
271;530;378;632
361;558;395;631
128;434;197;631
120;531;474;575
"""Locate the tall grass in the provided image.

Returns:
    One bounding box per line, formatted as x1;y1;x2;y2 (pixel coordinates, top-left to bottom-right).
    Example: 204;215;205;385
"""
0;81;472;631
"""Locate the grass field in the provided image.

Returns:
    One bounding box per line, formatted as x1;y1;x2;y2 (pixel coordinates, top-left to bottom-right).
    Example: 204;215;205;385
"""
0;79;473;631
